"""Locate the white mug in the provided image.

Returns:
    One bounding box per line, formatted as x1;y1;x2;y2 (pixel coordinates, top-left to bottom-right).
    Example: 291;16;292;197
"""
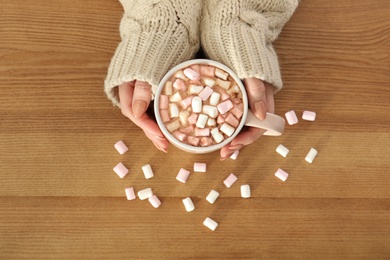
154;59;285;154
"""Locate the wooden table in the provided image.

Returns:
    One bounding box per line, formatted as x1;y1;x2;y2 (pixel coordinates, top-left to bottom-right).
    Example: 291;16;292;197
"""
1;0;389;259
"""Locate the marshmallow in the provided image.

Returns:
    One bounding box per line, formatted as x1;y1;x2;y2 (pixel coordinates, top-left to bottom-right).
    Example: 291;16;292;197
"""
138;188;153;200
113;162;128;179
200;65;215;77
180;124;194;135
215;68;229;80
195;127;210;137
141;164;154;179
179;110;190;125
302;110;316;121
275;168;289;182
200;137;213;147
207;118;216;127
198;86;213;101
202;105;218;118
227;85;240;95
216;78;231;90
174;70;188;81
173;78;186;91
285;110;298;125
220;123;235;137
189;85;204;95
211;127;224;143
203;217;218;231
164;81;173;95
203;77;216;88
114;140;128;155
160;110;170;123
230;150;239;160
166;120;180;132
148;195;161;208
183;68;200;80
187;136;200;146
241;185;251;198
173;131;186;142
125;187;136;200
176;168;190;183
180;96;193;109
225;113;239;128
209;92;221;106
223;173;238;188
182;197;195;212
305;148;318;163
217;100;234;115
169;103;179;118
169;92;182;102
191;96;202;113
194;162;206;172
276;144;289;157
159;95;169;110
206;190;219;204
196;114;209;129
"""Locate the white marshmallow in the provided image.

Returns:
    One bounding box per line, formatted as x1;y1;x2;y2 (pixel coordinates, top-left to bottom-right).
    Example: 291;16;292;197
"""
207;118;216;127
166;120;180;132
169;92;182;102
114;140;128;155
113;162;128;179
141;164;154;179
215;68;229;80
138;188;153;200
125;187;136;200
211;128;224;143
220;123;235;137
305;148;318;163
203;77;216;87
202;105;218;118
302;110;316;121
169;103;179;118
206;190;219;204
148;195;161;208
194;162;206;172
179;110;190;125
230;150;239;160
189;85;204;94
183;68;199;80
241;184;251;198
203;217;218;231
276;144;289;157
164;81;173;95
209;92;221;106
216;78;231;90
275;168;289;182
196;114;208;129
223;173;238;188
174;70;188;81
182;197;195;212
191;96;202;113
285;110;298;125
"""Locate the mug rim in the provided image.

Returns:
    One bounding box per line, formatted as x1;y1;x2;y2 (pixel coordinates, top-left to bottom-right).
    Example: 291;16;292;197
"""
154;59;248;154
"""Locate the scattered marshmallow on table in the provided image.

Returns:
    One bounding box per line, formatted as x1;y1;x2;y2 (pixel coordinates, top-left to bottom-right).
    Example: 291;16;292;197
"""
305;148;318;163
275;168;289;182
276;144;289;158
182;197;195;212
125;187;136;200
230;150;239;160
203;217;218;231
206;190;219;204
241;185;251;198
285;110;298;125
114;140;128;155
223;173;238;188
194;162;206;172
176;168;191;183
142;164;154;179
148;195;162;208
302;110;316;121
113;162;128;179
138;188;153;200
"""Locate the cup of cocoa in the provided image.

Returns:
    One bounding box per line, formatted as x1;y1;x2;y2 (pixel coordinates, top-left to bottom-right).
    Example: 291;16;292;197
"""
154;59;285;154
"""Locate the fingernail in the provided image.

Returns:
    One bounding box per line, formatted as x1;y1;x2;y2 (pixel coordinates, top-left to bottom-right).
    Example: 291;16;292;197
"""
229;144;244;150
254;101;266;120
133;100;147;119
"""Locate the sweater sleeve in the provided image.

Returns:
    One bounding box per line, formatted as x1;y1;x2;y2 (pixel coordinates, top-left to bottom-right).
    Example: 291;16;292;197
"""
201;0;298;92
105;0;202;106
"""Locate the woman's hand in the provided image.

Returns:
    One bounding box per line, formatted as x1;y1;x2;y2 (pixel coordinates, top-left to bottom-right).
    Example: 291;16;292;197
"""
220;78;275;160
118;81;169;153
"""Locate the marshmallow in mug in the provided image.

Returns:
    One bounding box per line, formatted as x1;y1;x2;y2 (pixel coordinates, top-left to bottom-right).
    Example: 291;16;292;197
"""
158;65;244;147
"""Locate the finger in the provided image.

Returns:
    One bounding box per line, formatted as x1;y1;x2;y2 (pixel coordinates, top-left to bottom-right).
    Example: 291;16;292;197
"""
244;78;267;120
132;81;152;119
265;83;275;113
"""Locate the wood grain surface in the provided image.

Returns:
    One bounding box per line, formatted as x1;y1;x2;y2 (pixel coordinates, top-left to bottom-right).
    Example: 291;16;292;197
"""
1;0;389;259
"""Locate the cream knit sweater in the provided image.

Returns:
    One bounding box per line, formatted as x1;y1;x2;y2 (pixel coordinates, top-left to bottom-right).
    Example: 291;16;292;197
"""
105;0;298;107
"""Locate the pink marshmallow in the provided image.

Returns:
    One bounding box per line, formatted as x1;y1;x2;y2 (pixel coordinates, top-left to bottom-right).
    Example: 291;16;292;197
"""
173;78;187;91
113;162;128;179
200;137;213;147
285;110;298;125
219;89;230;101
195;127;210;137
180;124;194;135
217;115;225;124
159;95;169;110
217;100;234;115
194;162;206;172
179;96;193;109
225;113;239;128
198;86;213;101
187;136;200;146
223;173;238;188
160;110;170;123
183;68;200;80
125;187;136;200
231;103;244;119
172;131;186;142
114;140;128;155
275;168;289;182
176;168;191;183
200;65;215;77
302;110;316;121
187;113;198;125
148;195;161;208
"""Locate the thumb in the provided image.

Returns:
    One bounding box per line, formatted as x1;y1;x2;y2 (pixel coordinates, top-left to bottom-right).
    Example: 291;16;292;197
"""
132;81;152;119
243;78;267;120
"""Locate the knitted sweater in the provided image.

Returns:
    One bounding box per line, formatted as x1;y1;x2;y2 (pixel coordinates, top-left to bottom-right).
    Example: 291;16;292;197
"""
105;0;298;107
